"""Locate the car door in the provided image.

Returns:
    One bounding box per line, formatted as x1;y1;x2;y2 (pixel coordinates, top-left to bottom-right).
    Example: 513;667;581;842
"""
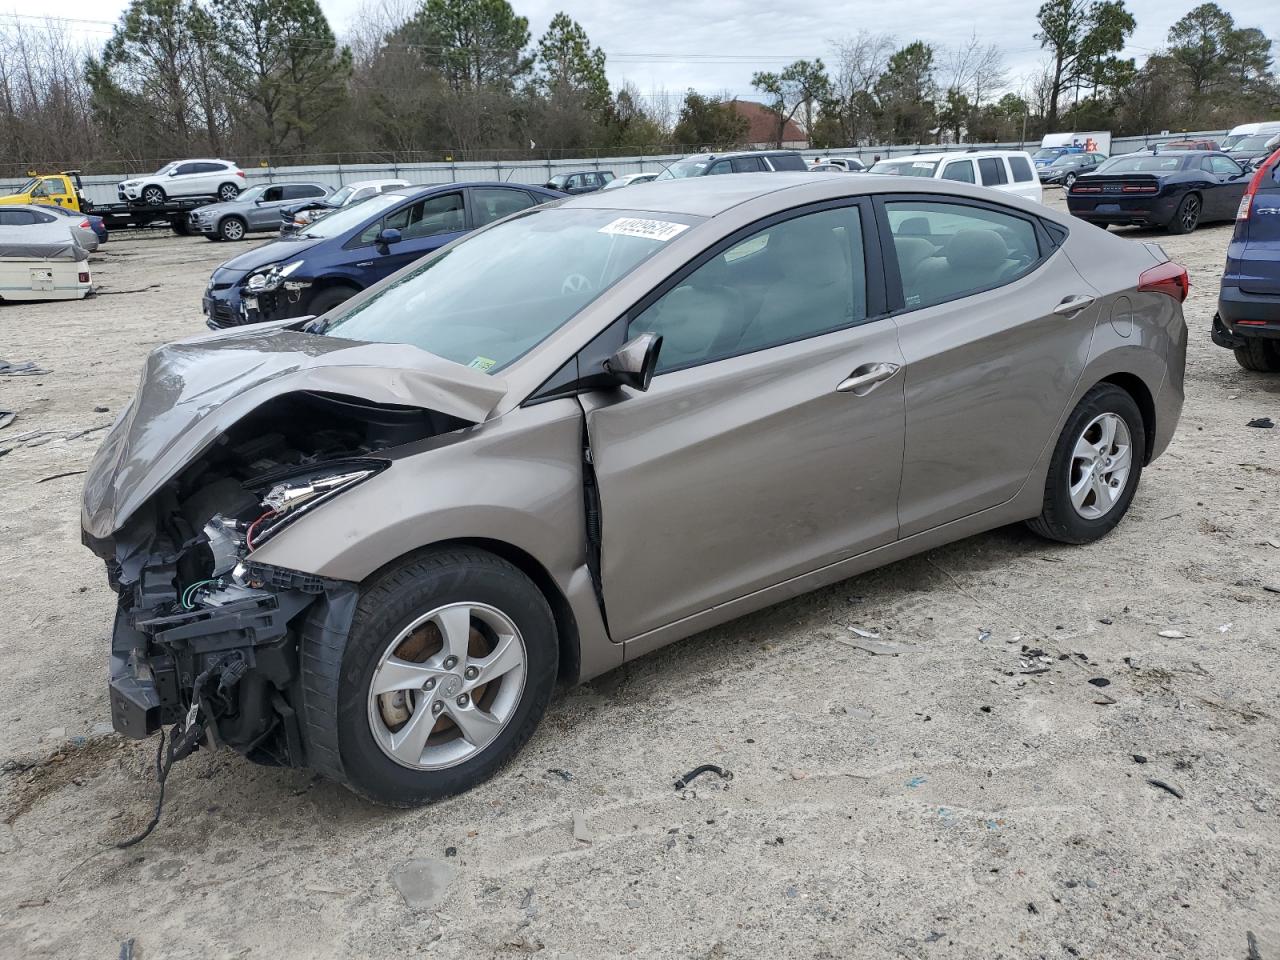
247;185;285;228
583;201;906;640
166;162;202;197
1202;155;1248;221
878;196;1100;537
977;156;1010;195
348;191;467;278
940;159;976;184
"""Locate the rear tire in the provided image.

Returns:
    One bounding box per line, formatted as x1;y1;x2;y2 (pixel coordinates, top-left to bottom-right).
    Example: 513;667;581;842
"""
217;182;240;202
299;548;558;806
1027;384;1145;544
1234;338;1280;372
1167;193;1200;235
1063;172;1077;189
170;218;192;236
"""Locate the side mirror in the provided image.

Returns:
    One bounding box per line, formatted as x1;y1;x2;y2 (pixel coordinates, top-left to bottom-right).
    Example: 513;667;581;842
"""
376;227;402;246
168;170;178;177
603;333;662;391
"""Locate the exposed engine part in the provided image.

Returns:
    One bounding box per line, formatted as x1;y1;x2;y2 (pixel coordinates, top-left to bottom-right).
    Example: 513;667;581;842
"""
203;514;245;576
263;470;374;514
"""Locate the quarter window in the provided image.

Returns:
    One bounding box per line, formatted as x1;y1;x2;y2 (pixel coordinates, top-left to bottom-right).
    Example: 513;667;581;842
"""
885;201;1041;310
768;153;808;171
732;156;763;173
1008;155;1035;182
1206;155;1243;176
941;161;976;183
977;157;1008;186
629;205;868;373
283;184;325;199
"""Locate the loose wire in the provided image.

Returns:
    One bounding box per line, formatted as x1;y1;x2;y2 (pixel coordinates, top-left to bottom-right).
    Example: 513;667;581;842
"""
245;510;276;551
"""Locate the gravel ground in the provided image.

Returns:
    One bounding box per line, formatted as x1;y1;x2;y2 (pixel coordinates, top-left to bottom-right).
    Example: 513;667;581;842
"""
1;194;1277;959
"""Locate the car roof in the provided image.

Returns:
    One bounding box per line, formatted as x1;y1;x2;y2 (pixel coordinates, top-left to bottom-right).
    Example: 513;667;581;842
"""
345;178;410;188
387;181;556;198
882;150;1030;163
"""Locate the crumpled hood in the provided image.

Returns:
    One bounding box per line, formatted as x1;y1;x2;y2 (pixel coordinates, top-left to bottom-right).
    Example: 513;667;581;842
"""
82;324;508;539
217;236;322;275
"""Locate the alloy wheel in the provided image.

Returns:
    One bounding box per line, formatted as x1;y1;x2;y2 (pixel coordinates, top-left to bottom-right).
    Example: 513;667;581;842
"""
1180;196;1200;231
221;219;245;241
366;602;527;771
142;187;164;205
218;183;239;202
1068;413;1133;520
1064;172;1076;189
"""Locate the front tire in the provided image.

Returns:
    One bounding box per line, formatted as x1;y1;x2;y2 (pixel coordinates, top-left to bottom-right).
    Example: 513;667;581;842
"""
141;185;165;206
1167;193;1201;235
307;285;356;316
1063;172;1077;189
1027;384;1145;544
218;216;247;241
300;549;559;806
1234;338;1280;372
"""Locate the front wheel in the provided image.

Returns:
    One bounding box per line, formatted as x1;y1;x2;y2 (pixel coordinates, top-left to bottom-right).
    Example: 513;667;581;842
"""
1027;384;1145;544
218;216;246;241
142;185;166;206
300;549;559;805
1167;193;1201;235
1234;338;1280;372
307;285;356;316
1063;172;1077;189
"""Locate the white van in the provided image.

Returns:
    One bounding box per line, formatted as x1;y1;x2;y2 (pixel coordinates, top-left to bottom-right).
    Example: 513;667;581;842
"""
1221;121;1280;152
868;150;1043;204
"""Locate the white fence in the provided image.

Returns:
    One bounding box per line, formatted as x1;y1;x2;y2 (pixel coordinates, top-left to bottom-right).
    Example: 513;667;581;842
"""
5;129;1231;207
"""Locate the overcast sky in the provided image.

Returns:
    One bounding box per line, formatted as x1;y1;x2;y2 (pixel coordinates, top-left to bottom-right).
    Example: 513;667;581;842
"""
3;0;1275;103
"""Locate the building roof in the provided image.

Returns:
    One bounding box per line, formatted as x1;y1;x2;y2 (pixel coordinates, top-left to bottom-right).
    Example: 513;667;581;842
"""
730;99;805;146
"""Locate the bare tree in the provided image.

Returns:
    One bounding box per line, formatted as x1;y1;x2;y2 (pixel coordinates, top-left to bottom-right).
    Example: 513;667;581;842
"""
945;32;1006;111
827;31;894;145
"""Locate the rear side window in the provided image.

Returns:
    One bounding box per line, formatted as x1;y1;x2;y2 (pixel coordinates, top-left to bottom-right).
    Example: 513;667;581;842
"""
283;184;325;199
174;163;200;176
885;200;1041;310
977;158;1008;186
768;154;808;171
732;156;763;173
0;210;35;225
708;161;733;175
472;187;537;227
1008;156;1035;182
941;160;975;183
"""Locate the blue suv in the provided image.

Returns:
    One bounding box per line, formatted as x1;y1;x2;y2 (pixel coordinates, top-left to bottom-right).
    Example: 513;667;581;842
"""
203;182;563;328
1213;150;1280;372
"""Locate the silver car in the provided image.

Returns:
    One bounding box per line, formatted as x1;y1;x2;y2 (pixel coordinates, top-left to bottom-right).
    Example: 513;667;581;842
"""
83;174;1187;805
190;182;330;241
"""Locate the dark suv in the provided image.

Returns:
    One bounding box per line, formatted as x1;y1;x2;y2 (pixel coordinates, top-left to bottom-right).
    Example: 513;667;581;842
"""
544;171;615;194
655;151;808;179
1214;149;1280;372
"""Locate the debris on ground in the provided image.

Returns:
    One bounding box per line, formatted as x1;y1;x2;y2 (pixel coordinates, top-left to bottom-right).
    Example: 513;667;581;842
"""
848;626;880;639
1133;755;1148;764
673;764;732;790
1088;678;1112;688
1158;629;1187;639
34;470;87;484
1246;417;1274;429
790;768;809;780
118;938;135;960
572;811;593;843
1264;585;1280;595
391;858;457;911
1147;778;1185;800
546;767;574;782
840;637;914;656
0;359;50;377
977;627;992;642
93;405;109;413
1247;931;1262;960
0;411;13;431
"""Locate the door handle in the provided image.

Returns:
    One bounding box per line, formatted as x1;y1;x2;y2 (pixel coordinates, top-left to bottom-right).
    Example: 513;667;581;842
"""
837;362;900;394
1053;294;1096;316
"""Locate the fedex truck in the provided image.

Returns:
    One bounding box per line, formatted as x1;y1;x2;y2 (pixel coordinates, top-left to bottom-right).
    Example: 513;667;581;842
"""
1034;131;1113;167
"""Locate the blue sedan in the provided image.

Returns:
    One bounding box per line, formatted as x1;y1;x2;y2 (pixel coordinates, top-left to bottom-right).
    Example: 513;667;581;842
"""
203;182;563;328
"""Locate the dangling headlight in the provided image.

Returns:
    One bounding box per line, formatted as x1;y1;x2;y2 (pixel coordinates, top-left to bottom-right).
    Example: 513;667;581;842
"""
245;259;305;292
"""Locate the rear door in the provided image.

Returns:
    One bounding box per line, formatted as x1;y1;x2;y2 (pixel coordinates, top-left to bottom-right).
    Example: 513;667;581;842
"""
1238;157;1280;295
468;186;539;228
878;195;1099;536
587;200;906;640
1006;154;1040;201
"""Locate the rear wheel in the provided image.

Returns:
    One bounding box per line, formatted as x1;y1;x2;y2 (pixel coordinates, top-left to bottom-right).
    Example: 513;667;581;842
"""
170;218;192;236
1063;172;1077;189
1027;384;1145;544
1234;338;1280;372
141;185;165;206
299;549;558;805
217;182;240;202
218;216;247;241
1167;193;1200;234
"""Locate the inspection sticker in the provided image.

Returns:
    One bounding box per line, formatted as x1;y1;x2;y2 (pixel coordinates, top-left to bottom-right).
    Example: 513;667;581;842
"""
467;356;497;371
598;217;690;242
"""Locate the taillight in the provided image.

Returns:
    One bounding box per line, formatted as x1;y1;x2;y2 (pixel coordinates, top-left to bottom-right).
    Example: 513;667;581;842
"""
1237;149;1279;221
1137;261;1189;303
237;170;246;178
79;219;91;228
78;271;90;283
1073;185;1102;193
1121;185;1157;193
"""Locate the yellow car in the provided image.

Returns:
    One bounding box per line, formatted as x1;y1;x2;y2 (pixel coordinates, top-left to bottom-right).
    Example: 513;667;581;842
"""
0;171;88;212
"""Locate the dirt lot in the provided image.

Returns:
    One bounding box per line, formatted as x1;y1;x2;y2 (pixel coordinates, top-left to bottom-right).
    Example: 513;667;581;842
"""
1;194;1277;959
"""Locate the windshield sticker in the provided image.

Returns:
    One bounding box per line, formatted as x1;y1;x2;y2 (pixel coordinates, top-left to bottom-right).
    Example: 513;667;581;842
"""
912;161;934;169
599;217;690;242
467;356;497;372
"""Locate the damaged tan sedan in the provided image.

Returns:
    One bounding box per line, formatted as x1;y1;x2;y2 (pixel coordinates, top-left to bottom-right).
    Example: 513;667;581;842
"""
83;174;1188;805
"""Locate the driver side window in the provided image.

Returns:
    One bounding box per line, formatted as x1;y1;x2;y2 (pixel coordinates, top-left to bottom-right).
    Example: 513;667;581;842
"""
629;205;868;373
